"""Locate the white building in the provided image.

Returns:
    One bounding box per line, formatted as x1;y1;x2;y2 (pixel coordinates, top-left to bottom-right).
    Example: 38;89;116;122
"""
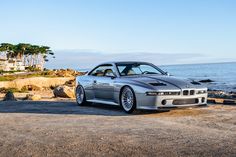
0;58;25;71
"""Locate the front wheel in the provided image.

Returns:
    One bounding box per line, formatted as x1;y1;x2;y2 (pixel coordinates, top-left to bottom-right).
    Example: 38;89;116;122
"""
75;85;90;106
120;86;136;113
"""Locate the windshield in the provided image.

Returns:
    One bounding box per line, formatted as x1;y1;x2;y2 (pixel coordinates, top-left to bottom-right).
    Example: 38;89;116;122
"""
116;63;165;76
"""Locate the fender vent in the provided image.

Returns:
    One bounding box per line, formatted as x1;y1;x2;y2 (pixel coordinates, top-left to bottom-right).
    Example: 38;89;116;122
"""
149;82;166;86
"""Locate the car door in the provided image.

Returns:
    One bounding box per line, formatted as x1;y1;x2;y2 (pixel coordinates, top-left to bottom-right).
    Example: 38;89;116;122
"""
89;64;116;101
95;69;116;101
82;75;96;100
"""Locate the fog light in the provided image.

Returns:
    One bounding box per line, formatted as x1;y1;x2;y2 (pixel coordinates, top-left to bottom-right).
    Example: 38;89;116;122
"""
202;97;205;103
162;100;167;105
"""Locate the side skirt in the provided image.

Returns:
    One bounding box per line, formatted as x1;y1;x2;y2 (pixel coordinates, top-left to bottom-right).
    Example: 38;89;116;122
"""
87;99;120;106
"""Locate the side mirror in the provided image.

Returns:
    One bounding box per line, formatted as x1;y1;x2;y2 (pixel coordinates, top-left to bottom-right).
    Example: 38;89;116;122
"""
165;72;170;76
110;75;116;79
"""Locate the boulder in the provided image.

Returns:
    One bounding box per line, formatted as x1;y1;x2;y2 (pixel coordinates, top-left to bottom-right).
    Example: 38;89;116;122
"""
53;69;85;77
53;85;75;98
26;94;41;101
3;91;17;101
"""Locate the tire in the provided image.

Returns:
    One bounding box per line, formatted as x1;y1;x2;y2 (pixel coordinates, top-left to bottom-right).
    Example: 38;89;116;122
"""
120;86;136;113
75;85;90;106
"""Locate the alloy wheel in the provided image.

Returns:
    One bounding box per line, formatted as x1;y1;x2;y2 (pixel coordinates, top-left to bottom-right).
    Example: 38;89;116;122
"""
76;86;84;105
121;87;135;112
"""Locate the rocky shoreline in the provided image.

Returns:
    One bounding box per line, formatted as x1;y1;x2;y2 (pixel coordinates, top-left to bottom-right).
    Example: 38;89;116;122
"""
0;69;80;101
0;73;235;105
208;90;236;99
197;79;236;104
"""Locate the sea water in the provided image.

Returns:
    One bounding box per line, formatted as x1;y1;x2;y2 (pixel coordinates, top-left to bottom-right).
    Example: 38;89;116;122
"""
160;62;236;92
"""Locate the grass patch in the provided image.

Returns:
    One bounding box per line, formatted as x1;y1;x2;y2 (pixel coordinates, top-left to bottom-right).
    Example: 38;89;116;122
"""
0;69;81;81
0;70;21;74
0;72;57;81
0;77;14;81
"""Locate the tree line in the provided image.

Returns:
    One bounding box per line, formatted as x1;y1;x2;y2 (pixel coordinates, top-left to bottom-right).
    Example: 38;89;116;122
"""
0;43;54;70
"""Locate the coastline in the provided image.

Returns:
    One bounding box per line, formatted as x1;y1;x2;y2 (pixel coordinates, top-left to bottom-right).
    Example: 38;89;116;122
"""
0;67;236;103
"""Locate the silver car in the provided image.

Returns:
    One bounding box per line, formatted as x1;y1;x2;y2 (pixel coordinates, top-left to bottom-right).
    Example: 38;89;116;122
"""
75;61;207;113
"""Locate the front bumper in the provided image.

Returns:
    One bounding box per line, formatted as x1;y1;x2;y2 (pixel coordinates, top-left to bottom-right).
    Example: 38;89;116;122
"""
135;92;208;110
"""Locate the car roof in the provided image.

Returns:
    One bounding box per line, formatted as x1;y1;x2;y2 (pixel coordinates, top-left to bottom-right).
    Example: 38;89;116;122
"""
100;61;151;65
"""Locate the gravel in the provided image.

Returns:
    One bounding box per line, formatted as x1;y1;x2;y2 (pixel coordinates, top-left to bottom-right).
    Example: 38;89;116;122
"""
0;101;235;157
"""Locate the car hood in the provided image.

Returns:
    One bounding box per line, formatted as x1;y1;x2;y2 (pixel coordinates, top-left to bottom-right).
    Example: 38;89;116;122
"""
126;75;204;90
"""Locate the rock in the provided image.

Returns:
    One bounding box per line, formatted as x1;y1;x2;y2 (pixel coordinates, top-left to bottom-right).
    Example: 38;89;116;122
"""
64;79;75;87
53;85;75;98
207;98;216;104
208;90;236;99
26;94;41;101
52;69;85;77
0;77;74;90
208;90;225;95
199;79;214;83
214;98;224;104
231;95;236;99
21;85;41;91
56;69;75;77
223;100;236;105
3;91;17;101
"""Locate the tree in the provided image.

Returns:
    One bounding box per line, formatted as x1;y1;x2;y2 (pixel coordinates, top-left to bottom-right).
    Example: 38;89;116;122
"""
0;43;14;59
15;43;30;60
0;43;54;71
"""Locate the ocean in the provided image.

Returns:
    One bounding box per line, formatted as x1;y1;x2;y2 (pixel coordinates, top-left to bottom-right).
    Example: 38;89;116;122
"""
160;62;236;92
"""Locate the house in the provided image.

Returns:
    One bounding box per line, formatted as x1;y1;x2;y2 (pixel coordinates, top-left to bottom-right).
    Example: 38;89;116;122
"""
0;58;25;71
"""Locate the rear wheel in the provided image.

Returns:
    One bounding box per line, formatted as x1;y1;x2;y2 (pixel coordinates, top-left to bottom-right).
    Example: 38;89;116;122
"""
76;85;90;106
120;86;136;113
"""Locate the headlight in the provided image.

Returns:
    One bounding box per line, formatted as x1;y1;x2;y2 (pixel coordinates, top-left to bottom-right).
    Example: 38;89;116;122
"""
196;90;207;94
146;91;180;96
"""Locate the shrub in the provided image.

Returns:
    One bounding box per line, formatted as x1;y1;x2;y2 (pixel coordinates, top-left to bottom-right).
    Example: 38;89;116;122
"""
26;66;41;72
0;87;21;93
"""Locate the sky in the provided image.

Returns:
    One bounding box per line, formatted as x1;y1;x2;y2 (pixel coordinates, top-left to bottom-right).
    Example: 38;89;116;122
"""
0;0;236;69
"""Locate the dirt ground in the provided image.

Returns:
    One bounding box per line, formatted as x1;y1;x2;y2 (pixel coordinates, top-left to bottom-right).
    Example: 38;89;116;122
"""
0;100;235;157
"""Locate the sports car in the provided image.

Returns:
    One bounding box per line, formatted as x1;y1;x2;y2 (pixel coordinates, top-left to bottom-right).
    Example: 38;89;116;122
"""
75;61;208;113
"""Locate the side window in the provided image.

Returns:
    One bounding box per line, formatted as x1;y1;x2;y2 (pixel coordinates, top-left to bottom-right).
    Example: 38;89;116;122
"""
117;66;126;76
89;65;114;76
